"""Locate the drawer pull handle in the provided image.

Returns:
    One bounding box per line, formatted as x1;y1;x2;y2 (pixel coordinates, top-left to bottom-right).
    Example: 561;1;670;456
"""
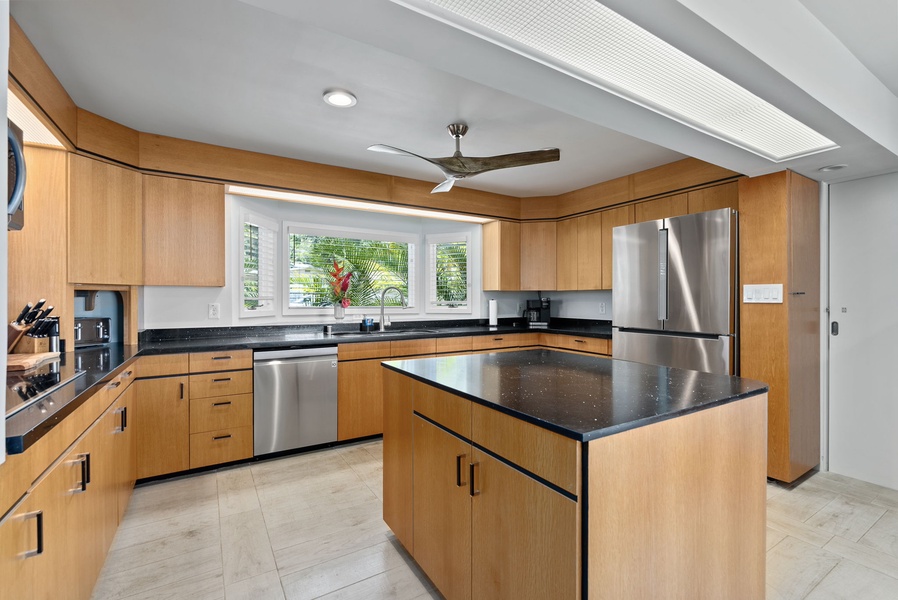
73;453;90;493
212;356;232;361
122;406;128;431
455;454;467;487
107;381;121;390
574;339;585;343
469;462;480;497
23;510;44;558
212;378;232;383
213;434;232;441
123;370;133;377
180;382;185;400
212;401;232;407
493;337;504;341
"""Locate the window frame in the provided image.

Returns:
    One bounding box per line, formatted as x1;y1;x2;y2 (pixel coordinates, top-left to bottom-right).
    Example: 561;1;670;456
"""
239;209;279;319
425;232;472;314
281;222;418;317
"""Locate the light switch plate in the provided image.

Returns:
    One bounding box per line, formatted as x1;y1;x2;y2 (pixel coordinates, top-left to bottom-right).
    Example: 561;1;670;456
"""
742;284;783;304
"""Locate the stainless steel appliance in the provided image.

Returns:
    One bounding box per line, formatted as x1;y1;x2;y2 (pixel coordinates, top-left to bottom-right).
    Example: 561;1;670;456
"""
253;347;338;455
612;208;737;375
8;119;26;230
74;317;110;347
524;297;551;328
6;361;86;418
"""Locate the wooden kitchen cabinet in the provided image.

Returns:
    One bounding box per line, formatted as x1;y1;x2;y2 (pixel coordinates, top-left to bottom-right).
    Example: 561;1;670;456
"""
600;205;634;289
557;213;602;291
132;374;190;479
338;358;386;441
142;175;226;286
113;386;137;524
555;218;578;290
520;221;556;291
68;154;143;285
634;193;687;222
383;369;415;552
688;181;738;214
471;332;539;351
482;220;521;291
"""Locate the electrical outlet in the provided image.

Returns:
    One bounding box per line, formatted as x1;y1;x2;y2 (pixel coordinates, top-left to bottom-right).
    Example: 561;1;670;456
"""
599;302;606;314
208;303;221;319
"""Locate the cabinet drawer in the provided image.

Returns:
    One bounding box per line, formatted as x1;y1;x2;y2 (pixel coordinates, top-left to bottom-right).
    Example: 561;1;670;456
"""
189;426;253;469
472;333;539;351
190;393;253;434
338;341;392;361
138;353;189;378
189;350;252;373
391;338;436;358
542;334;610;356
413;380;471;439
436;336;473;354
189;370;252;399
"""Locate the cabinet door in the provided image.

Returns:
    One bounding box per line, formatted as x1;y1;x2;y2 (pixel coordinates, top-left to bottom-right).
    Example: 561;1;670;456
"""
520;222;556;291
383;370;415;553
113;386;137;523
576;213;602;290
634;193;687;223
600;205;634;290
68;154;143;284
143;175;226;286
555;218;578;290
687;182;738;214
132;376;190;479
337;359;384;440
471;449;580;600
413;416;472;600
482;221;521;291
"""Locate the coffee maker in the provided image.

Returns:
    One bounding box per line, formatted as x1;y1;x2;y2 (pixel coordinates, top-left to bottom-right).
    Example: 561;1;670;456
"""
524;297;550;328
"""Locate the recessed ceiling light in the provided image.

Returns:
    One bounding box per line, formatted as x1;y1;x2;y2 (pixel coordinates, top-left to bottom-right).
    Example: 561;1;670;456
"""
818;164;847;172
322;89;357;108
392;0;838;163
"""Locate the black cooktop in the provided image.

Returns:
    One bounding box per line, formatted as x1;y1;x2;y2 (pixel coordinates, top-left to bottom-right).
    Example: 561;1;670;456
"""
6;360;86;418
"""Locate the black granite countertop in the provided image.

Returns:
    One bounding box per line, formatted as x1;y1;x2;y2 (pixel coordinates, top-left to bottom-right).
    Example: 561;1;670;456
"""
5;319;611;454
383;349;767;442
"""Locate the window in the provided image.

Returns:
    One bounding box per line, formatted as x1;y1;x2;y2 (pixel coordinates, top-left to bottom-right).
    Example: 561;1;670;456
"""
284;224;416;312
427;233;470;312
241;211;278;317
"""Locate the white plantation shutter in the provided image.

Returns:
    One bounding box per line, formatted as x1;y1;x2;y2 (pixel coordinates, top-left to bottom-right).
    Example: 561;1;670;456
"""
427;233;470;311
242;212;278;317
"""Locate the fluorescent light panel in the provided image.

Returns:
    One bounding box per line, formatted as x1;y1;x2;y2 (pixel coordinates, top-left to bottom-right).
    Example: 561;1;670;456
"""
227;185;493;223
7;89;65;148
393;0;837;162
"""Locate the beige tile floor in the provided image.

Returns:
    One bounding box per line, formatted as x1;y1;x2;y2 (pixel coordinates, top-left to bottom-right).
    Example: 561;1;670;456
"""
92;440;898;599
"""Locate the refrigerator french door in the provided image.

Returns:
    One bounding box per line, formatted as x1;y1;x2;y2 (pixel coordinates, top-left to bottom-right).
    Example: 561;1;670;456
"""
612;208;736;375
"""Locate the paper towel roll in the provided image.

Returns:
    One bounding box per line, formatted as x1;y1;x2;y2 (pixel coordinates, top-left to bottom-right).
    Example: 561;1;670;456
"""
488;299;498;326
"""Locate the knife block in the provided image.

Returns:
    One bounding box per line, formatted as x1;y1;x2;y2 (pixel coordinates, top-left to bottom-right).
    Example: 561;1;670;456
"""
12;334;49;354
7;323;28;353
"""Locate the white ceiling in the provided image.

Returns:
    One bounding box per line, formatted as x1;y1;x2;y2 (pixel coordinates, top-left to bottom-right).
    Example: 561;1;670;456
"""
9;0;898;197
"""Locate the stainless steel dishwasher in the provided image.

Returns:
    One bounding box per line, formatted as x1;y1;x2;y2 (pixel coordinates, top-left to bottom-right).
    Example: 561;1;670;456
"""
253;347;338;455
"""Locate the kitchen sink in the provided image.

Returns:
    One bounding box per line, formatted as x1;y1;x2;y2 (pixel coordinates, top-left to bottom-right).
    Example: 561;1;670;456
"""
329;328;441;337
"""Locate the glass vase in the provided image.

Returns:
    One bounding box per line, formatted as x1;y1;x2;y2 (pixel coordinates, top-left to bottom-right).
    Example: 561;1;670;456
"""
333;303;345;321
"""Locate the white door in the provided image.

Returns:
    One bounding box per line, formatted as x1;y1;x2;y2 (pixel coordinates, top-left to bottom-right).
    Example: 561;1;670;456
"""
829;172;898;489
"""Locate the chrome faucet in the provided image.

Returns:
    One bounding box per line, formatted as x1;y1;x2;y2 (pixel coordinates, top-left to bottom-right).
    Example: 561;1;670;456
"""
379;286;407;332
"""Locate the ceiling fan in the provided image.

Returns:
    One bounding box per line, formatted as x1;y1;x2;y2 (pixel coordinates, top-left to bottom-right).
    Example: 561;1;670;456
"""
367;123;560;193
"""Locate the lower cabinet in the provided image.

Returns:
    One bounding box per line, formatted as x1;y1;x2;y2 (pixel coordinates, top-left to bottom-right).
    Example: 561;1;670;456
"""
338;358;385;440
133;374;190;479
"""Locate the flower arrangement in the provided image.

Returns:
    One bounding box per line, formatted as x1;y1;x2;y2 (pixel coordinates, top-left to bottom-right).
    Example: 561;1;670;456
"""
328;260;353;308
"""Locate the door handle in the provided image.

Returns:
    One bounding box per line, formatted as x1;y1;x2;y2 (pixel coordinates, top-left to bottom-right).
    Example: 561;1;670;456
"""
455;454;467;487
469;462;480;497
22;510;44;558
831;321;839;336
658;228;669;321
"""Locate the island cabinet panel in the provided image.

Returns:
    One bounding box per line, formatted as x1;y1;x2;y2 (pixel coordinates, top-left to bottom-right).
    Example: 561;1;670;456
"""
586;393;767;600
338;358;385;440
132;375;190;479
413;416;473;600
414;382;472;440
383;370;415;553
142;175;226;286
520;221;556;291
68;154;143;285
471;448;580;600
482;220;521;291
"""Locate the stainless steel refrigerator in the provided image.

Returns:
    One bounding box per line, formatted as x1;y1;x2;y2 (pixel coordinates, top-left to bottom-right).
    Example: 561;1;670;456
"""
612;208;737;375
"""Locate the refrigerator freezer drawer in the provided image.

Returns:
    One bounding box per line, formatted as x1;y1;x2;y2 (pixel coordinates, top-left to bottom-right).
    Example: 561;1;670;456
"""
612;329;732;375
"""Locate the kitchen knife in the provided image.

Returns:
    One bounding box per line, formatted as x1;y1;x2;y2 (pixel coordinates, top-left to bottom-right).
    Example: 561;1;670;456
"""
13;303;32;324
22;309;42;324
35;306;54;321
30;299;47;314
26;319;44;337
32;319;53;337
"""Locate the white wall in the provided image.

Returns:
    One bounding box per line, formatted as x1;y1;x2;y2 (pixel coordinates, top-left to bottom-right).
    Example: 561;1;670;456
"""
2;1;11;463
141;193;614;330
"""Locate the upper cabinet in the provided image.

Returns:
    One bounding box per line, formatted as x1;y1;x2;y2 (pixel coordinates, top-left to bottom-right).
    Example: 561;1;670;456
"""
143;175;226;286
634;193;687;223
556;213;602;291
687;182;738;214
600;205;634;290
68;154;143;285
482;221;521;291
521;222;557;291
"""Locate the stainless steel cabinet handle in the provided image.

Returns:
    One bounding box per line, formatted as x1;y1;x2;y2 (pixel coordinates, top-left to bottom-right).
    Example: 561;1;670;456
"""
469;462;480;497
658;228;669;321
121;406;128;431
832;322;839;336
73;453;90;493
22;510;44;558
455;454;467;487
106;381;121;390
74;323;82;341
123;370;133;378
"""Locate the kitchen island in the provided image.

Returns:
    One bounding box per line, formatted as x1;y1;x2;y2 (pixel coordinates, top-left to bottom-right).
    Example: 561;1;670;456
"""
382;349;768;600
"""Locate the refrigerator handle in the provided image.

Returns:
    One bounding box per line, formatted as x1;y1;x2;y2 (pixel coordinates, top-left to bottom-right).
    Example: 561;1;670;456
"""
658;228;669;321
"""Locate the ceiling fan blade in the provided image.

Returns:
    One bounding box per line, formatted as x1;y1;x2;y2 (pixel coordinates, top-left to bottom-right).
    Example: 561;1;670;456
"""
367;144;428;159
434;148;561;177
431;178;456;193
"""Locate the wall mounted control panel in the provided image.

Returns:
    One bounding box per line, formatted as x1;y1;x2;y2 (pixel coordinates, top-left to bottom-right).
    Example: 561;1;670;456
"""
742;284;784;304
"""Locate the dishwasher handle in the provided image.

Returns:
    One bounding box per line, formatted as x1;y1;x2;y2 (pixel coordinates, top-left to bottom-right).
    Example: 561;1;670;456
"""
254;347;337;361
